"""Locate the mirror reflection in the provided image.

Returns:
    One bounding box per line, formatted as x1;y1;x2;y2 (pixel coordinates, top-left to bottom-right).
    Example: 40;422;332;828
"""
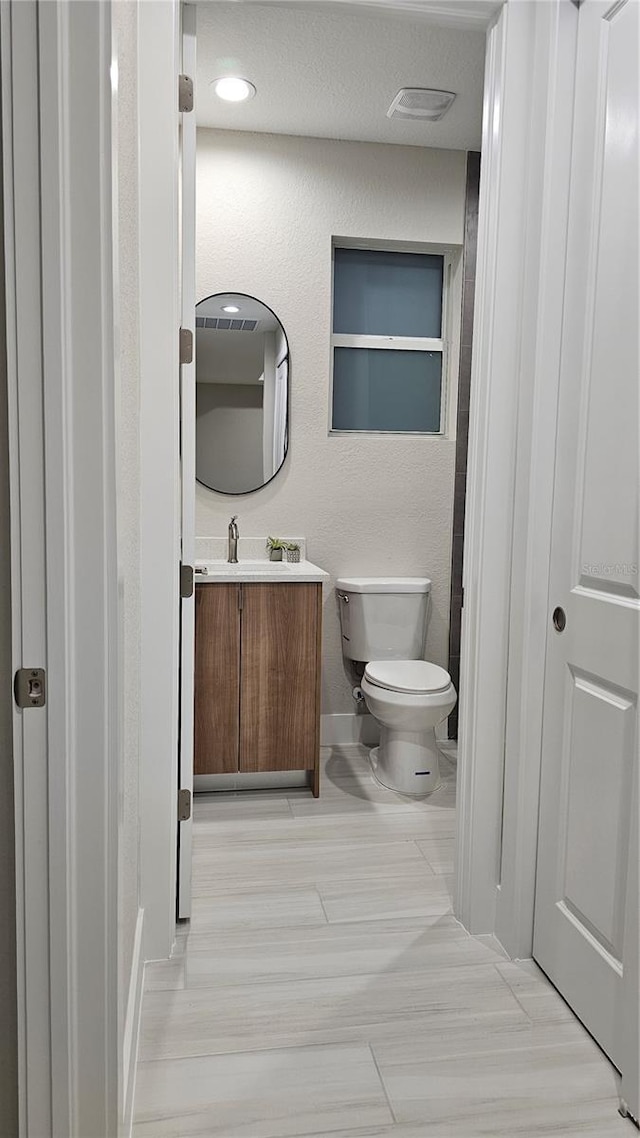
195;293;289;495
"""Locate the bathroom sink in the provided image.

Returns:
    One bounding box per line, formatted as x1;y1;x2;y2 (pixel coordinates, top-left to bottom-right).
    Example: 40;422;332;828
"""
195;558;328;584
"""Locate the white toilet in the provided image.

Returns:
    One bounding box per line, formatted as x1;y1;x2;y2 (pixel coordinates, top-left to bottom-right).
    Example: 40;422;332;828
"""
336;577;457;796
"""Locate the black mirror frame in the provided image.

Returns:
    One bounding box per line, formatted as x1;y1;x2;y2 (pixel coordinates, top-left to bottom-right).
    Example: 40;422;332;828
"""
194;291;290;496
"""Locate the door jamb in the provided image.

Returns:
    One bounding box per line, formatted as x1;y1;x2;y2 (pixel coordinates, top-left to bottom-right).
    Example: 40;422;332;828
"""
455;0;582;958
138;0;182;963
493;0;579;958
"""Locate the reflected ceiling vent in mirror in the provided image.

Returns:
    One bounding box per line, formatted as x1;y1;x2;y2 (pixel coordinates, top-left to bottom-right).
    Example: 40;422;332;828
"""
387;88;456;122
195;316;259;332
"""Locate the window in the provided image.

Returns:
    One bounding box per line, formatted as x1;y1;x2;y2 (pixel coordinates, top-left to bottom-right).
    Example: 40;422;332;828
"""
330;245;450;435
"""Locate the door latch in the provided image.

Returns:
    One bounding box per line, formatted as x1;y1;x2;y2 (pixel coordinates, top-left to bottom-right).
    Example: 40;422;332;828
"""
180;564;194;599
178;788;191;822
14;667;46;709
179;327;193;365
178;74;194;113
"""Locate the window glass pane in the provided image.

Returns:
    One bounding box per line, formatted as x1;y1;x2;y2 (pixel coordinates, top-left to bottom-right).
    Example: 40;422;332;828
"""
332;347;442;433
333;248;443;338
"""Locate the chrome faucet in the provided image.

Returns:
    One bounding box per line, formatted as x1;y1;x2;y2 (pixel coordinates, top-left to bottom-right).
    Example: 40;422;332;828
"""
227;515;239;563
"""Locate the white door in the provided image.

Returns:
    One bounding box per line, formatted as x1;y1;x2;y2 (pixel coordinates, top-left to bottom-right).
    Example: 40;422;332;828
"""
177;3;197;919
534;0;638;1094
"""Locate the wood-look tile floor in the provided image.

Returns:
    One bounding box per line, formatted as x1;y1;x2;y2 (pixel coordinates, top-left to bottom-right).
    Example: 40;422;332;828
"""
134;747;633;1137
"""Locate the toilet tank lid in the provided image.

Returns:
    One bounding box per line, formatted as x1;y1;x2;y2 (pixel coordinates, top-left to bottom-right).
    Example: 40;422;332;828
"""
336;576;431;594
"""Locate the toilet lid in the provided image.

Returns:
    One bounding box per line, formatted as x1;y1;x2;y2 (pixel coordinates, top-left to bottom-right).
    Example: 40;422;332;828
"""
364;660;452;695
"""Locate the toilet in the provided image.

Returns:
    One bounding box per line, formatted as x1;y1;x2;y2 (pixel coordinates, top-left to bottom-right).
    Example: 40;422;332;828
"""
336;577;457;796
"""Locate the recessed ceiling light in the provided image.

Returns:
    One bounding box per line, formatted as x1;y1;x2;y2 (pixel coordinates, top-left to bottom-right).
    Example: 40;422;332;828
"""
222;304;240;314
212;77;256;103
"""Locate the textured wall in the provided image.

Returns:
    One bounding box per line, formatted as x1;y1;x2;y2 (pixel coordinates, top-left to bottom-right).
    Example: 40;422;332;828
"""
0;104;18;1134
113;0;142;1040
196;130;465;715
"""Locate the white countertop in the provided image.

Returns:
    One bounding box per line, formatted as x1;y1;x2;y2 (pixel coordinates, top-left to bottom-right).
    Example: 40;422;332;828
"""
195;559;329;584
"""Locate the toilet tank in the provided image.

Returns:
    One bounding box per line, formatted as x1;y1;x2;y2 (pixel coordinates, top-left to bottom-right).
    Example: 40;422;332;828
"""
336;577;431;662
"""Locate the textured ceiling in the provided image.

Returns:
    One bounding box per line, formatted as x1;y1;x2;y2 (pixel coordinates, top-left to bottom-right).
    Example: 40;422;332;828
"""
194;2;486;150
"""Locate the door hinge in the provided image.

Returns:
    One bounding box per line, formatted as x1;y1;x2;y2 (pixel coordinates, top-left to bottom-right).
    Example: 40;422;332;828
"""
180;563;194;599
178;74;194;113
178;788;191;822
14;667;46;709
179;327;193;365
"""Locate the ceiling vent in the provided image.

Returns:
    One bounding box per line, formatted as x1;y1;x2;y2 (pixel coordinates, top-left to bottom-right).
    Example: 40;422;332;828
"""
387;88;456;122
196;317;259;332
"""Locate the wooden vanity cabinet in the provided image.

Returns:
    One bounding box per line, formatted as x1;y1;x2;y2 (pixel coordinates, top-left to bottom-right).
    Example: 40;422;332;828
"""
194;582;322;795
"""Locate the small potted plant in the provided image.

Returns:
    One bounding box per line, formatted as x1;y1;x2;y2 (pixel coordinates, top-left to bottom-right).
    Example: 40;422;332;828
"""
266;536;286;562
285;541;301;563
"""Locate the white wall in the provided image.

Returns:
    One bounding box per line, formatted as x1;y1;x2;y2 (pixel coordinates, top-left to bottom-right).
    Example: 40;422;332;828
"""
196;129;465;715
196;381;264;492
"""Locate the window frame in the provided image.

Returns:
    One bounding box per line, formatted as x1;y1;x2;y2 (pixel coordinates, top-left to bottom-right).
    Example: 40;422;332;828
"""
328;238;455;438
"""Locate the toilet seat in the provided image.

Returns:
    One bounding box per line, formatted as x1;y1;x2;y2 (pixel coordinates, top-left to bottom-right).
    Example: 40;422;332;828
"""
364;659;451;695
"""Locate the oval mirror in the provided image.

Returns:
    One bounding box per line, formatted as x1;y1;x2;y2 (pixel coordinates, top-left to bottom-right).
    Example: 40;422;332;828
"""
195;292;290;495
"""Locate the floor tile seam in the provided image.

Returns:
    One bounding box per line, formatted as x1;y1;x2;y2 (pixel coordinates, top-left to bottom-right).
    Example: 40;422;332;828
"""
190;875;449;899
193;837;441;856
182;923;467;952
182;920;466;947
135;1035;395;1070
287;807;457;819
411;841;438;873
190;882;330;897
369;1033;614;1074
316;887;332;925
175;930;493;966
188;870;437;890
368;1043;399;1125
138;1032;410;1069
320;913;455;928
287;803;456;816
490;961;540;1024
142;959;509;1000
177;954;503;993
186;922;330;936
193;828;454;847
190;857;443;874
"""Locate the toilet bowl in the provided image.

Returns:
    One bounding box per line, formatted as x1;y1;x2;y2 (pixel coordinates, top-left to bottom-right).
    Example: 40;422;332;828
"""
336;576;457;798
362;661;456;796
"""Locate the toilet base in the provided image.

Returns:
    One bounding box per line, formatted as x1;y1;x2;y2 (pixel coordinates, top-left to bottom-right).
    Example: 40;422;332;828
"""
369;725;442;797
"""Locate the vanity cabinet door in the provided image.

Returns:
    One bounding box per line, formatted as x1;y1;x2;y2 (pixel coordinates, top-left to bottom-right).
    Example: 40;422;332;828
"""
194;584;240;775
239;583;321;777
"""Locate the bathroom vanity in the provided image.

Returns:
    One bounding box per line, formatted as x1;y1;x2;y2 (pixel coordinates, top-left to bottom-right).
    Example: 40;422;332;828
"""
194;557;327;796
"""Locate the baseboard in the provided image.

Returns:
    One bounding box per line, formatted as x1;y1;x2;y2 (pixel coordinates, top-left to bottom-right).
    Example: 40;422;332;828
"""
320;712;380;747
194;771;308;793
122;907;145;1137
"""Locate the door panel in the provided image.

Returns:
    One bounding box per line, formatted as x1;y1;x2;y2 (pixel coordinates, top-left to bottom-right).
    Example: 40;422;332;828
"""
562;672;634;957
240;584;321;772
194;585;240;774
533;0;638;1077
